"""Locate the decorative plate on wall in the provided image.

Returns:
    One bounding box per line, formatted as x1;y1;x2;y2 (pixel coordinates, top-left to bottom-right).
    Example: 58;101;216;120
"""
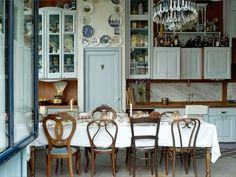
80;16;90;25
111;0;123;4
112;35;122;46
90;36;100;46
114;4;123;14
108;13;122;28
82;2;94;15
82;25;94;37
82;37;90;46
100;35;112;46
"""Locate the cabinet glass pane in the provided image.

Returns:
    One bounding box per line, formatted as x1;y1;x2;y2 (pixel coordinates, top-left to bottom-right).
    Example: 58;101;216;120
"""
14;0;35;144
64;34;74;52
49;55;60;73
64;15;74;33
130;48;148;75
49;35;60;53
130;0;148;15
49;14;60;33
0;0;7;152
64;54;74;73
38;14;42;34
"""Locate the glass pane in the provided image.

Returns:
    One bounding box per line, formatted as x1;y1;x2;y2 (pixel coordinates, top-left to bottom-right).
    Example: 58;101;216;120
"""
64;54;74;73
49;55;60;73
13;0;35;144
64;34;74;52
64;15;74;33
49;14;60;33
0;0;7;152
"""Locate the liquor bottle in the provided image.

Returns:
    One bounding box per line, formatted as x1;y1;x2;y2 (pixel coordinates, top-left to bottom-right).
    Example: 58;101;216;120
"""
174;35;179;47
225;33;229;47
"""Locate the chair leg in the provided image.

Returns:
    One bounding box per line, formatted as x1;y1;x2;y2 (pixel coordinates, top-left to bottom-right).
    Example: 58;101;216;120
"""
183;153;189;174
46;155;51;177
84;147;90;173
159;147;165;164
55;159;59;174
154;151;158;177
111;153;116;177
90;152;95;177
75;150;81;175
165;150;169;175
150;152;154;175
172;152;176;177
132;150;136;177
192;152;198;177
68;156;74;177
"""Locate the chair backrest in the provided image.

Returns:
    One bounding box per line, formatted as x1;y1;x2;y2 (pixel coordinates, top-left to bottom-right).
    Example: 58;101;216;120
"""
171;118;201;152
130;116;161;148
160;111;177;122
42;112;76;150
92;104;117;120
87;119;118;150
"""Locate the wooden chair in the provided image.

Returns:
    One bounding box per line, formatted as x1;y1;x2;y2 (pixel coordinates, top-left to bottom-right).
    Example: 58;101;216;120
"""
91;104;117;120
87;119;118;177
84;104;117;172
165;118;201;177
159;111;176;164
128;116;161;177
42;112;80;177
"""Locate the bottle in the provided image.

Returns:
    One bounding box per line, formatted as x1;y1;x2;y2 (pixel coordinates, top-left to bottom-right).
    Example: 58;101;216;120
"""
138;2;143;14
225;33;229;47
174;35;179;47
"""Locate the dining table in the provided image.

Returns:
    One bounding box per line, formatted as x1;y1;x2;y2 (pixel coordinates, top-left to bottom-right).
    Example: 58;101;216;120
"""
29;118;221;177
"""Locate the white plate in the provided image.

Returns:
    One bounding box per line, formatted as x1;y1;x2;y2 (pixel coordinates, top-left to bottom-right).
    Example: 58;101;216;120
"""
100;35;112;46
90;36;100;46
80;16;90;25
108;13;122;28
112;35;122;46
82;2;94;15
82;37;90;46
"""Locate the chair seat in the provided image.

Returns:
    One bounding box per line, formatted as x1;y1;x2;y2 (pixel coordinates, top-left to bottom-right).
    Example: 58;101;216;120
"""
47;146;78;155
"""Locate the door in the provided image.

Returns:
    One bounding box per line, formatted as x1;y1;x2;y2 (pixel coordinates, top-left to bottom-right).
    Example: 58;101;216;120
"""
84;48;121;112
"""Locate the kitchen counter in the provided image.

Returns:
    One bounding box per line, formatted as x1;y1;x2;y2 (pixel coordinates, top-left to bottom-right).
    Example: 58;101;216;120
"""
128;102;236;109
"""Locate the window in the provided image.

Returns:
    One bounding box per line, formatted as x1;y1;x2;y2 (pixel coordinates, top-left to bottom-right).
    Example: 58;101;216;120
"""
0;0;38;164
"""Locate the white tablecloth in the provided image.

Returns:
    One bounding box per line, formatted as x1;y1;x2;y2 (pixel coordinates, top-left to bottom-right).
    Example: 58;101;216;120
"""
31;120;221;163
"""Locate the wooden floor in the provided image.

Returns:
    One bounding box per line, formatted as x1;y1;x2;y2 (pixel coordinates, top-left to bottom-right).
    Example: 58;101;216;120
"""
29;146;236;177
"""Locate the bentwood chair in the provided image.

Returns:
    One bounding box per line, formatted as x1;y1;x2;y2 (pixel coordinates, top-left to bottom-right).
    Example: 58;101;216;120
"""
87;119;118;177
159;111;176;164
42;112;80;177
165;118;201;177
84;104;118;172
128;116;161;177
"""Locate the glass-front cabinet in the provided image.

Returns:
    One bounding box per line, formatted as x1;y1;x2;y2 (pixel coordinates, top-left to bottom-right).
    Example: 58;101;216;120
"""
39;7;77;79
0;0;38;164
128;0;151;78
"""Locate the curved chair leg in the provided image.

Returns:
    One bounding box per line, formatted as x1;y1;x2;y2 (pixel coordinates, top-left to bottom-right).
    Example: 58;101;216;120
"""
84;147;90;173
172;154;176;177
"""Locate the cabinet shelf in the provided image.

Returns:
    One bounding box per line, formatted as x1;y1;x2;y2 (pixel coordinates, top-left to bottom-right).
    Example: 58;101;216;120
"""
130;15;149;20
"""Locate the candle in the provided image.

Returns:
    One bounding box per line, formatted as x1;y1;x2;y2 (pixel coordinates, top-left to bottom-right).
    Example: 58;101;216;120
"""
130;103;132;117
70;99;73;111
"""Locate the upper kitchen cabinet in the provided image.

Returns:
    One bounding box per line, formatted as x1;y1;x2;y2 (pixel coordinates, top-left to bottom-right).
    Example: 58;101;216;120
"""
204;47;231;79
127;0;151;79
38;7;77;79
181;48;202;80
153;47;180;79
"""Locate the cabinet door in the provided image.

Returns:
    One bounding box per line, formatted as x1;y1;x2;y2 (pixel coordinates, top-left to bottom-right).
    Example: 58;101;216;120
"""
167;48;180;79
210;115;224;142
181;48;201;79
153;48;168;79
204;47;231;79
62;12;76;78
128;0;150;79
46;10;62;78
222;116;236;142
231;10;236;37
153;47;180;79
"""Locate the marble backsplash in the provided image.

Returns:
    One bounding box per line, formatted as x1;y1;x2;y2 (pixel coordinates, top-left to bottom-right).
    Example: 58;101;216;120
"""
227;83;236;100
150;83;222;102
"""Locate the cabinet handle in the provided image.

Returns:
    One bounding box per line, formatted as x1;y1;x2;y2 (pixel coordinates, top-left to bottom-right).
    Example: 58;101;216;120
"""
221;111;226;114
